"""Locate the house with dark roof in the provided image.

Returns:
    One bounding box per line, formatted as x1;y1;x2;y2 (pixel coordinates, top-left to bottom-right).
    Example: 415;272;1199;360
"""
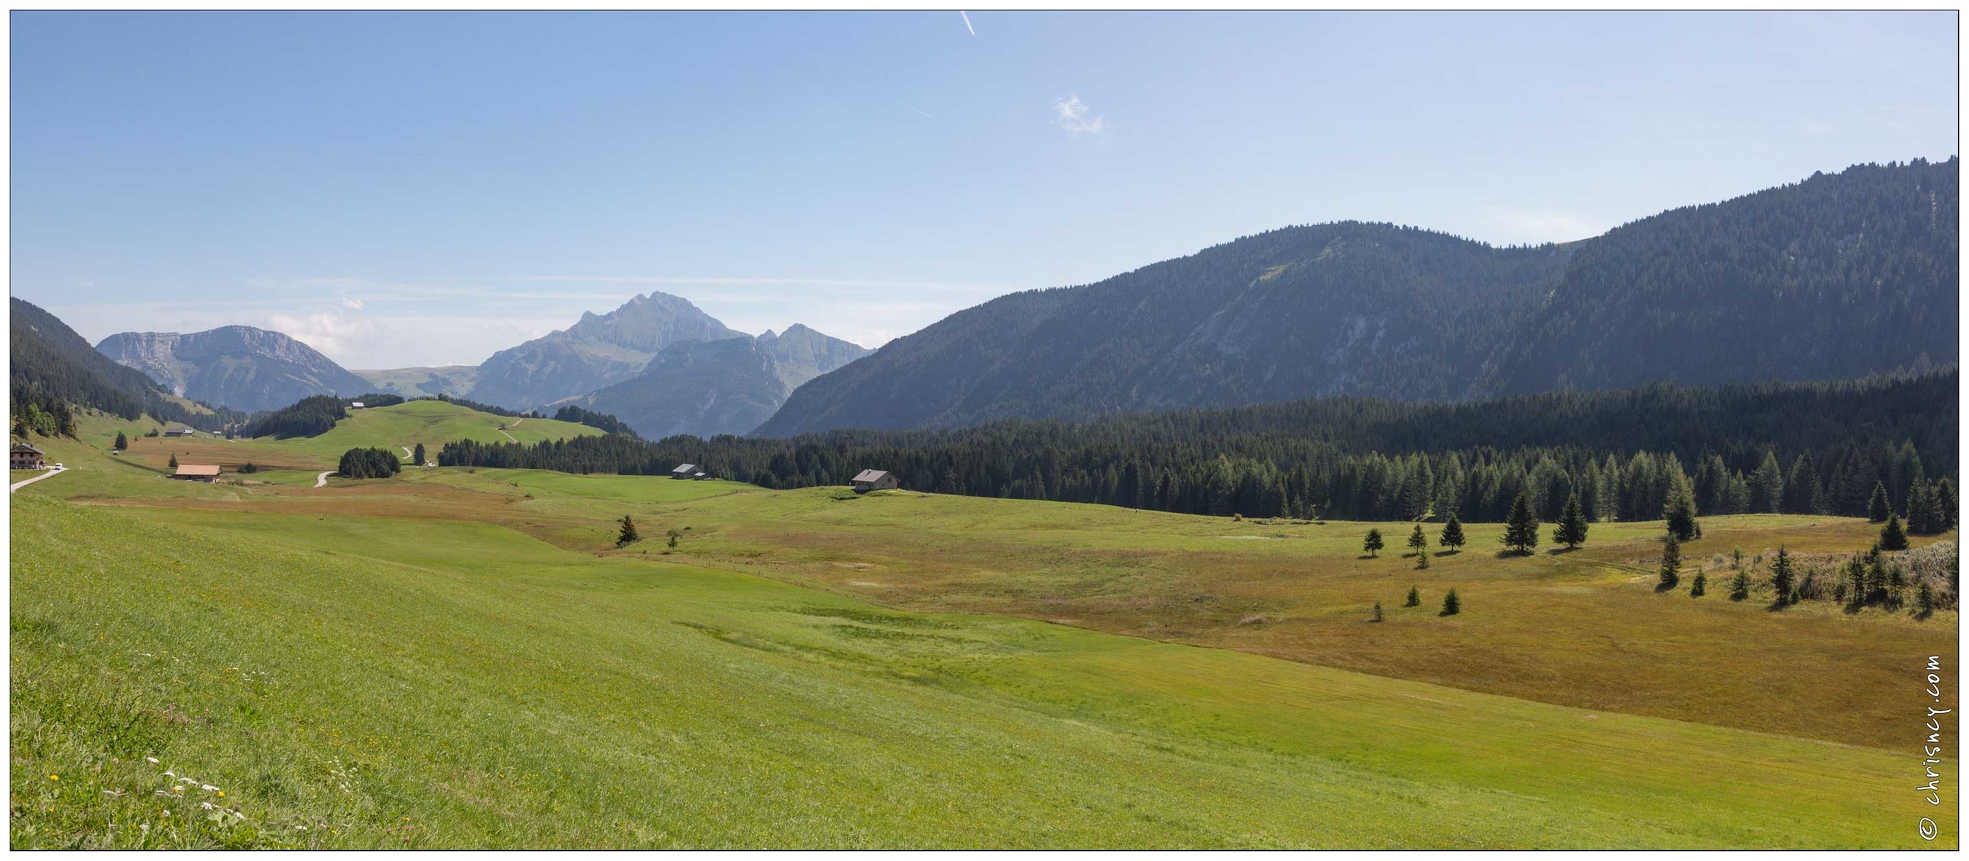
852;469;899;493
11;442;46;470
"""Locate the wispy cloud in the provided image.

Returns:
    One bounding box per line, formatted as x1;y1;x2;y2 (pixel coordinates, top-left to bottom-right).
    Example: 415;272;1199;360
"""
1054;95;1106;137
1472;206;1603;245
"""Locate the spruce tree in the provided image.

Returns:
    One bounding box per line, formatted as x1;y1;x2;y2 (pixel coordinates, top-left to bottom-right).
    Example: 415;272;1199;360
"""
1440;589;1460;616
1416;546;1431;570
1881;512;1910;551
1663;471;1700;541
1728;568;1752;601
1906;482;1934;535
1658;534;1681;590
1404;585;1420;607
1690;569;1707;598
1554;491;1589;549
1439;513;1465;553
1363;528;1384;558
1769;545;1795;607
113;431;128;451
616;515;640;547
1914;579;1936;617
1371;602;1384;623
1934;479;1957;532
1868;482;1891;522
1406;523;1428;557
413;443;427;466
168;453;178;469
1501;492;1539;555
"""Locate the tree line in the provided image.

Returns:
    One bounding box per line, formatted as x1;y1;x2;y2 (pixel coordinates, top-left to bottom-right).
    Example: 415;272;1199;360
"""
438;373;1956;523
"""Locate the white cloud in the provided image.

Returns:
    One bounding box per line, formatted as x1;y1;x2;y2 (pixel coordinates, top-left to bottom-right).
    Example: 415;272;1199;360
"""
1470;207;1604;246
341;297;365;311
1054;95;1107;137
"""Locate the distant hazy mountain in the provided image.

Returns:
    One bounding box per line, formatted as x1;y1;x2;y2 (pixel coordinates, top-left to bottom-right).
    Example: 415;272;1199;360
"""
469;292;748;411
354;366;480;398
569;324;869;439
96;325;375;413
757;158;1959;437
11;298;230;428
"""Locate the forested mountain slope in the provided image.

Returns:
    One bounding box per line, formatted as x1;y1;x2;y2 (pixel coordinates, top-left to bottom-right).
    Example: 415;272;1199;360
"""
11;298;235;432
1479;158;1957;395
758;224;1571;434
760;159;1958;436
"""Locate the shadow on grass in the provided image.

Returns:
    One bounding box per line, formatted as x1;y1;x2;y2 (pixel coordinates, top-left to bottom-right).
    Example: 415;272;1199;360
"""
1653;579;1680;594
1492;549;1536;559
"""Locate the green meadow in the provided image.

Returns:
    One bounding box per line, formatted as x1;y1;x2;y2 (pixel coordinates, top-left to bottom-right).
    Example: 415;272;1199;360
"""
9;405;1958;848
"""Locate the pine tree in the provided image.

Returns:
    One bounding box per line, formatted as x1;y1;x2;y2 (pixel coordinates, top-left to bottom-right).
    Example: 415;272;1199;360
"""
1728;568;1752;601
1914;579;1936;618
1868;482;1891;522
1690;569;1707;598
667;529;682;549
616;515;640;547
1406;523;1428;557
113;431;128;451
1363;528;1384;558
1906;482;1935;535
1658;534;1681;590
1439;513;1465;553
1501;491;1539;554
1404;585;1420;607
1934;478;1957;532
1881;512;1910;551
1371;602;1384;623
1750;450;1785;513
1416;547;1430;570
413;443;427;466
1769;545;1795;606
1554;491;1589;549
1663;471;1700;541
1440;589;1461;616
168;453;178;469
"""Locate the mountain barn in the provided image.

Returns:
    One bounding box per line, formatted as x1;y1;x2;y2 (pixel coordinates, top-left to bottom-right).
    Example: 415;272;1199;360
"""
11;443;46;470
852;469;899;493
172;464;221;482
671;463;698;479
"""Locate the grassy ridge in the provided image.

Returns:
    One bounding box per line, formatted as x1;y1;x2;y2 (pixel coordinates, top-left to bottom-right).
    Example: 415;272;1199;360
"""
91;400;601;474
12;496;1949;848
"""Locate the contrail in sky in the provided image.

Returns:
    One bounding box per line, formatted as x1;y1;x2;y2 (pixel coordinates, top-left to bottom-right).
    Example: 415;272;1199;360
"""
960;11;975;35
906;105;933;119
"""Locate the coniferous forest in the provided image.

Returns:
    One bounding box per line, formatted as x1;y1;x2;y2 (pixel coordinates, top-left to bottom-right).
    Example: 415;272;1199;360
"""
441;371;1956;524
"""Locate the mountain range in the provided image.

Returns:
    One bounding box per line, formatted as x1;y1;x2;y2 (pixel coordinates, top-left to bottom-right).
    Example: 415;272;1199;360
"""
756;158;1959;436
63;158;1959;440
90;291;869;437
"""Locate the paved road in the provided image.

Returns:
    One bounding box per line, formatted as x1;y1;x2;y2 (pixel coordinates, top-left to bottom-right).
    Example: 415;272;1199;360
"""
314;471;333;488
10;465;65;493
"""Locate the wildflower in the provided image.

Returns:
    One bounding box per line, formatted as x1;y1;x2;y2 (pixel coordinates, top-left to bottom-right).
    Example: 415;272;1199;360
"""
173;786;184;793
145;757;159;764
48;775;58;781
201;784;217;792
217;791;225;798
200;802;214;811
163;770;176;778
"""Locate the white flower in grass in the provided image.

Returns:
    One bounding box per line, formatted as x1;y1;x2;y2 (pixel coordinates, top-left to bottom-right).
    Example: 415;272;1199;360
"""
145;757;158;764
201;785;217;792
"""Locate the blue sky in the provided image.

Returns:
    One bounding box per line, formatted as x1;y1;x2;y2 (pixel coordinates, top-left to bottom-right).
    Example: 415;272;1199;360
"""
12;11;1958;368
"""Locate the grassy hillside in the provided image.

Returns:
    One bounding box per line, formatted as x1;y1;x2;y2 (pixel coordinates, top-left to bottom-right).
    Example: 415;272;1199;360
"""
113;400;602;474
12;495;1949;848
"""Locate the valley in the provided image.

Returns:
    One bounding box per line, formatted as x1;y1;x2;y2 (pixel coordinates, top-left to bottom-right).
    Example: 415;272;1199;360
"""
8;401;1957;848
